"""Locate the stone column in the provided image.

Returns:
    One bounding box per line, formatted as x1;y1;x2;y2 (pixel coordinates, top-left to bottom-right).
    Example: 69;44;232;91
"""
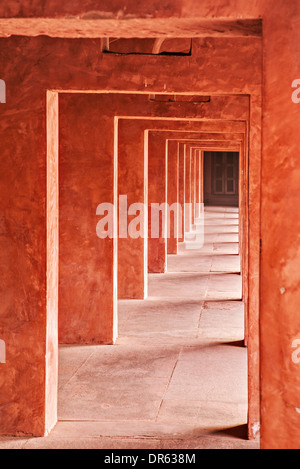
167;140;180;255
118;119;148;299
148;132;167;273
178;143;186;243
59;94;117;346
184;145;192;236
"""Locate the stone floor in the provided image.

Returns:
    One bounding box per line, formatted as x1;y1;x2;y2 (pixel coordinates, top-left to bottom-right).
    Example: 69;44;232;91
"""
0;206;260;449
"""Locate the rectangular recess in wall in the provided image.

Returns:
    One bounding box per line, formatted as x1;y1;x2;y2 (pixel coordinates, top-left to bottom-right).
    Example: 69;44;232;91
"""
102;38;192;56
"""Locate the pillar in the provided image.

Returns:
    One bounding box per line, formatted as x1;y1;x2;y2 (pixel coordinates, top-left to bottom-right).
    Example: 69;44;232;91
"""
191;148;196;225
59;94;117;345
118;119;147;299
195;150;201;218
178;143;186;243
148;132;167;273
184;145;192;235
167;140;180;255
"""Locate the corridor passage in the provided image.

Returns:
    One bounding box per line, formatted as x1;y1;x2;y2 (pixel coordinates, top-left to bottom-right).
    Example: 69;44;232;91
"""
5;207;258;449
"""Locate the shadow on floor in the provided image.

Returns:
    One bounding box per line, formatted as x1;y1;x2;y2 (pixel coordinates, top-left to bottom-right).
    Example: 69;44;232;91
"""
213;424;248;440
224;340;245;348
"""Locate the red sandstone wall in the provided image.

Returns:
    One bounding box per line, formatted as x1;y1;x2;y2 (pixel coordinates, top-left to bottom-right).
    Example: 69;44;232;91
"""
0;18;266;441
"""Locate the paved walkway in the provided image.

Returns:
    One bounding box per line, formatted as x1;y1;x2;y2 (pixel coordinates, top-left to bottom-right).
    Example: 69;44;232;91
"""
0;206;259;449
